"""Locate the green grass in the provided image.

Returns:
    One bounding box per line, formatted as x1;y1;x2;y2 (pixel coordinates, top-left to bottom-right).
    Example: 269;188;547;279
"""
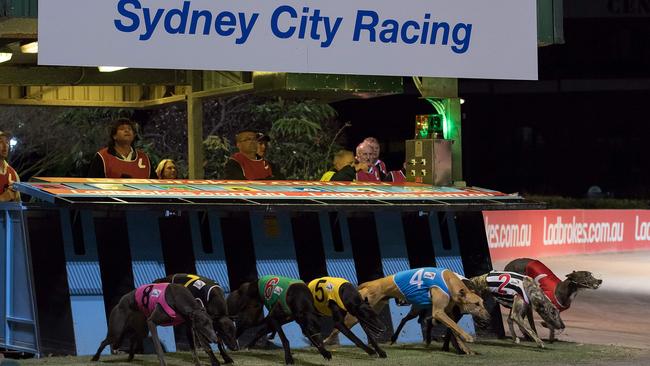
16;340;650;366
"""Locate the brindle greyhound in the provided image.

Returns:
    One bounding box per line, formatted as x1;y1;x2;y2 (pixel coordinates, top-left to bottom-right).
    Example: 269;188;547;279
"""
469;272;565;348
227;278;331;365
92;283;219;366
325;268;490;355
308;277;387;357
504;258;602;342
154;274;238;365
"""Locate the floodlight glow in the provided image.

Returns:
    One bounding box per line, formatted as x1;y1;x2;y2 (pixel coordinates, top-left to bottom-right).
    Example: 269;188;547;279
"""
0;52;12;63
98;66;128;72
20;42;38;53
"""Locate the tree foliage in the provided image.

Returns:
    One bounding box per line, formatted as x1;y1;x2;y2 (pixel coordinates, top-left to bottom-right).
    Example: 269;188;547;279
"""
251;99;342;180
1;107;126;180
0;96;344;181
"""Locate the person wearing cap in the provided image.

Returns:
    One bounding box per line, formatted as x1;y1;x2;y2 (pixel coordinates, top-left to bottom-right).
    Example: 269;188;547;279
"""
156;159;178;179
223;130;278;180
87;118;156;179
0;131;20;202
254;132;284;179
256;132;270;159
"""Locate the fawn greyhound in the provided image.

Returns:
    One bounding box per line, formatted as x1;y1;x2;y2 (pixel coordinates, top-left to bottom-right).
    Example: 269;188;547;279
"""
92;283;219;366
325;268;490;355
154;274;238;364
505;258;602;342
308;276;387;357
227;276;331;364
390;273;476;354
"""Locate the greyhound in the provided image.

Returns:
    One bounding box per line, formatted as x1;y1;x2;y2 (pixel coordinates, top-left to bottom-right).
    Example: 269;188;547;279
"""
504;258;602;341
154;274;238;364
391;274;477;353
227;276;331;364
325;267;490;355
92;283;219;366
469;271;565;348
307;276;387;357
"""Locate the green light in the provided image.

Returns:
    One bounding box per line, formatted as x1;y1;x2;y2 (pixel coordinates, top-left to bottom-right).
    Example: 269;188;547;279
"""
415;114;443;139
424;98;449;139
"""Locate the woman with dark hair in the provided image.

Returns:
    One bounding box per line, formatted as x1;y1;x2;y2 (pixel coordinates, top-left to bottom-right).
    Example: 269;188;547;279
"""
87;118;156;178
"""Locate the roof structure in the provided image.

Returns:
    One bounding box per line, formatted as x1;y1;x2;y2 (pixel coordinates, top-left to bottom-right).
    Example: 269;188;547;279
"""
0;0;563;178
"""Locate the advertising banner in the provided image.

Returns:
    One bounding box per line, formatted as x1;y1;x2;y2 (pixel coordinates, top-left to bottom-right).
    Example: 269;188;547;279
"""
38;0;538;80
484;210;650;260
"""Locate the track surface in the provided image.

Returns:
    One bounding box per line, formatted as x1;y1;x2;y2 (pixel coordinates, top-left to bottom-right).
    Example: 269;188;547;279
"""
493;251;650;350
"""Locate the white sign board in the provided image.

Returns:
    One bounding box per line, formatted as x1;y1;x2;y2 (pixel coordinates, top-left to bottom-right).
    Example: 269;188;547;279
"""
38;0;538;80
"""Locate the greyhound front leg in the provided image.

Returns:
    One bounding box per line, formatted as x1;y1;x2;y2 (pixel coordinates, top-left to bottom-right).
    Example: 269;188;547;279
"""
516;306;536;342
431;310;475;355
269;318;294;365
335;323;376;356
362;326;387;358
527;305;537;334
147;320;167;366
326;293;387;345
331;307;375;356
185;325;202;366
186;324;219;366
217;341;234;364
511;300;544;348
549;328;555;343
323;312;356;345
506;308;520;344
431;310;473;343
442;308;465;354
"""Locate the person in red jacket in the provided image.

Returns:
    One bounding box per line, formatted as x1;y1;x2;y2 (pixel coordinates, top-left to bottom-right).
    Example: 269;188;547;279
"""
356;139;406;183
87;118;155;179
0;131;20;202
223;130;280;180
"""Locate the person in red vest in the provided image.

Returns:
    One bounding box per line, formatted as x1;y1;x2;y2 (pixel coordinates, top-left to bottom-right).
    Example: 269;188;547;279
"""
223;130;279;180
0;131;20;202
87;118;155;179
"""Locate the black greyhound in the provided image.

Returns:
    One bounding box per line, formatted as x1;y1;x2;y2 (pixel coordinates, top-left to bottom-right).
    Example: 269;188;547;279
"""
92;283;219;366
308;277;387;357
504;257;602;342
154;274;238;364
227;276;332;365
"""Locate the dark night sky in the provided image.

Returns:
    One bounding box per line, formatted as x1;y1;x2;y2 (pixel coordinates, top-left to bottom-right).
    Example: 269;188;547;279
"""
331;14;650;199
